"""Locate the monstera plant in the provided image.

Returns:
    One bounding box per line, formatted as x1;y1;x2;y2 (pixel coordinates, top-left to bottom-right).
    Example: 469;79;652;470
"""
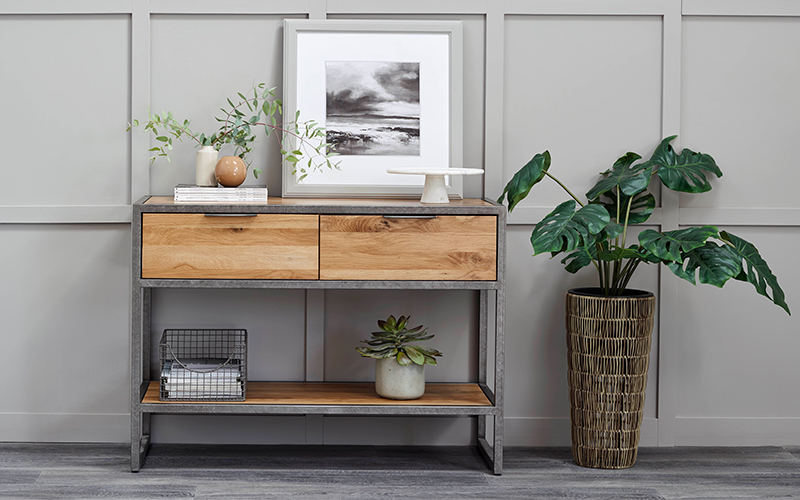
498;135;789;315
498;135;789;469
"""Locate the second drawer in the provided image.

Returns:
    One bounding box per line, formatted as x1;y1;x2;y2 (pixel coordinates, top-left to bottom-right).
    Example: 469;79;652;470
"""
319;215;497;281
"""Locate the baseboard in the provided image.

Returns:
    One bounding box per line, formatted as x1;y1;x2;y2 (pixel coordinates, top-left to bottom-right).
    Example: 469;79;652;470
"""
675;417;800;446
505;417;660;447
0;412;129;442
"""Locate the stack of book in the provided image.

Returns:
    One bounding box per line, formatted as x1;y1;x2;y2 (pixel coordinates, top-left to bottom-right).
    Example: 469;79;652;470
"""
174;184;268;203
161;360;245;400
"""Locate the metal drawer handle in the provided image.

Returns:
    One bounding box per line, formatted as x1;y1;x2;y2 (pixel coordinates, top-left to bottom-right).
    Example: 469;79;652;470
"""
204;213;258;217
382;215;437;219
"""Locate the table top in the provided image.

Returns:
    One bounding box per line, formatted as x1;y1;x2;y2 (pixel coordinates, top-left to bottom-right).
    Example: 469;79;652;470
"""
386;167;485;175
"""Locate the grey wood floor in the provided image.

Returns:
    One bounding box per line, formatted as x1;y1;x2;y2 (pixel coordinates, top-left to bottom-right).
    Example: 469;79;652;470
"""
1;443;799;499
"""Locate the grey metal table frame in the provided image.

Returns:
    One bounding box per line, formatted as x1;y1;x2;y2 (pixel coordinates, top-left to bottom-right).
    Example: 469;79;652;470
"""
130;196;506;473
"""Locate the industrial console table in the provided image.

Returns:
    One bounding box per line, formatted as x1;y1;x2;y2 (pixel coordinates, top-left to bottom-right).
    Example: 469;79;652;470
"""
131;196;506;473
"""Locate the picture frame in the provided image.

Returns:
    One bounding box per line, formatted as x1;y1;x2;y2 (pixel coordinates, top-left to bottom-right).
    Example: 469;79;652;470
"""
282;19;464;198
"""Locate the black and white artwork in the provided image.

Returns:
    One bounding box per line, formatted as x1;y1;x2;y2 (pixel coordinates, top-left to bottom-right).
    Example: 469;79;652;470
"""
325;61;420;156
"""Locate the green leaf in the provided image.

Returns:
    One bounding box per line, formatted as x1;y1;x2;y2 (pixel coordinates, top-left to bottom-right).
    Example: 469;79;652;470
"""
561;244;597;274
586;152;650;200
530;200;610;256
600;191;656;225
416;346;442;357
719;231;790;315
600;220;624;240
649;135;723;193
598;246;647;262
666;241;741;288
396;352;412;366
155;136;168;142
403;346;426;365
497;151;551;212
639;226;719;263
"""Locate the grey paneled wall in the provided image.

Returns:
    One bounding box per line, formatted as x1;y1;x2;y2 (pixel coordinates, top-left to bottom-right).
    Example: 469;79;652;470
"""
0;0;798;447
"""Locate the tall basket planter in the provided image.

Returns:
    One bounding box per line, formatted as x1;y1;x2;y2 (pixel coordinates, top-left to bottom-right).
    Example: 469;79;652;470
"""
566;287;655;469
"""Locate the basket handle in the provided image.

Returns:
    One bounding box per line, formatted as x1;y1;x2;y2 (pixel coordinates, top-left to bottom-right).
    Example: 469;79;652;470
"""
165;344;245;374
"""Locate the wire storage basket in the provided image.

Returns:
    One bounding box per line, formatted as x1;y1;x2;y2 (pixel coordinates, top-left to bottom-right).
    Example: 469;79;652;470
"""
565;288;655;469
159;329;247;401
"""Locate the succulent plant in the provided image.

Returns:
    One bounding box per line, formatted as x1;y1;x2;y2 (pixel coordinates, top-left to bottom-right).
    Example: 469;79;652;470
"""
356;315;443;366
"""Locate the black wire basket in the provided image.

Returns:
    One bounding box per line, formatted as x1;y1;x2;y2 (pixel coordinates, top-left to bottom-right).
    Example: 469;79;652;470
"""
159;329;247;401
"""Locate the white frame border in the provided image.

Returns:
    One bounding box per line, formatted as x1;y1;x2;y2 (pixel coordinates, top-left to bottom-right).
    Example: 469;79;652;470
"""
282;19;464;198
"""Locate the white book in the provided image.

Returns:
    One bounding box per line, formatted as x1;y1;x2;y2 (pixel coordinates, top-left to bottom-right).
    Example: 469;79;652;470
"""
174;184;268;203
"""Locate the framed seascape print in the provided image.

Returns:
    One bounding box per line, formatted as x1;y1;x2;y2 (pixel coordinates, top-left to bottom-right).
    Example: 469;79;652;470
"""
282;19;464;198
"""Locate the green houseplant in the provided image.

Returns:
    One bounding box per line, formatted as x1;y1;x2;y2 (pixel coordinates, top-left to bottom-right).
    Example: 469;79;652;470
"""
127;82;339;182
498;135;789;469
356;315;442;400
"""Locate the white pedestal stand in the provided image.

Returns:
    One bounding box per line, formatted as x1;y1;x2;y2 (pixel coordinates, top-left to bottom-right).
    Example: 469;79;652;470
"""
386;168;485;203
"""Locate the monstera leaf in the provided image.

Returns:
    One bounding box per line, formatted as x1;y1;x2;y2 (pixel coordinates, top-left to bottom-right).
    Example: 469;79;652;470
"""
497;151;551;212
649;135;723;193
720;231;791;315
561;244;598;274
600;191;656;225
586;152;652;200
598;246;650;262
666;242;742;287
530;200;609;256
639;226;720;263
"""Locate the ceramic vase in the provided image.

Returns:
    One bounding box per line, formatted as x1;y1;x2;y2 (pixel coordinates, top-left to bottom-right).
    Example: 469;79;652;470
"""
375;357;425;400
195;146;219;187
215;156;247;187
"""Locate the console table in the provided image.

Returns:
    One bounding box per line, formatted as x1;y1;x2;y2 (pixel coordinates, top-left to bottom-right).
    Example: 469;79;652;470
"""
131;196;506;473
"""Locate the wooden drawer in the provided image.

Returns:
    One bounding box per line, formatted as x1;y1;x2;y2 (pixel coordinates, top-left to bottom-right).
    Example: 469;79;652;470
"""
319;215;497;280
141;213;319;279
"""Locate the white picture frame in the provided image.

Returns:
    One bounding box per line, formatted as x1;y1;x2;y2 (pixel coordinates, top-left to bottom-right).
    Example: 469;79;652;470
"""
282;19;464;198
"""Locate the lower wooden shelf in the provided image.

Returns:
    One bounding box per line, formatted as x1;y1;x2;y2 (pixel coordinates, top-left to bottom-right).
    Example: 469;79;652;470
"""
143;381;492;407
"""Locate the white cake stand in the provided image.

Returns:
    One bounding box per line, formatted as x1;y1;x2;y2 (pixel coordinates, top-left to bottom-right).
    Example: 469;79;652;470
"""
386;168;485;203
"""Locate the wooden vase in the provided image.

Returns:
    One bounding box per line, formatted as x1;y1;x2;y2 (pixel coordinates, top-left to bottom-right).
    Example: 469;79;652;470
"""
565;287;655;469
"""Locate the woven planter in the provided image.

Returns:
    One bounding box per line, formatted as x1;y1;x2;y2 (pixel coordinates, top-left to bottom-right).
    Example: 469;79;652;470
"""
566;287;655;469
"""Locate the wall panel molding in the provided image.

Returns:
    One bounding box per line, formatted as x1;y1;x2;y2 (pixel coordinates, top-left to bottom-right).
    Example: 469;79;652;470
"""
506;417;659;447
0;206;131;224
680;208;800;227
0;412;129;442
0;1;131;14
683;0;800;17
149;0;313;14
676;417;800;446
504;0;671;15
327;0;490;15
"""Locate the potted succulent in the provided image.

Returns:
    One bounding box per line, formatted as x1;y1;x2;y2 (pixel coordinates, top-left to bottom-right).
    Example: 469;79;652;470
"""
356;315;442;400
127;82;339;186
498;135;789;469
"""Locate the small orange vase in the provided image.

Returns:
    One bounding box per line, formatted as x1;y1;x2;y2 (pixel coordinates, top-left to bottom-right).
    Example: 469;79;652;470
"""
215;156;247;187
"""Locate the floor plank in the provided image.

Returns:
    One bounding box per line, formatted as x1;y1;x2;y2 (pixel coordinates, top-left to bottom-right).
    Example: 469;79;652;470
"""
0;444;798;500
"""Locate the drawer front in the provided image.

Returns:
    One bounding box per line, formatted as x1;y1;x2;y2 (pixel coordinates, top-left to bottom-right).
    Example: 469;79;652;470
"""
319;215;497;280
142;213;319;279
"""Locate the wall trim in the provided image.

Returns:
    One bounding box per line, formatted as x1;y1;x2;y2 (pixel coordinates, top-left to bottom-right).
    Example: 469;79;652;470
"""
0;413;129;442
676;417;800;446
680;208;800;227
0;206;132;224
683;0;800;17
505;417;659;447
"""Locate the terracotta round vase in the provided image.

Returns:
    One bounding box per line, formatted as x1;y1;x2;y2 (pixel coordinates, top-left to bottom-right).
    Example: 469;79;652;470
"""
215;156;247;187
